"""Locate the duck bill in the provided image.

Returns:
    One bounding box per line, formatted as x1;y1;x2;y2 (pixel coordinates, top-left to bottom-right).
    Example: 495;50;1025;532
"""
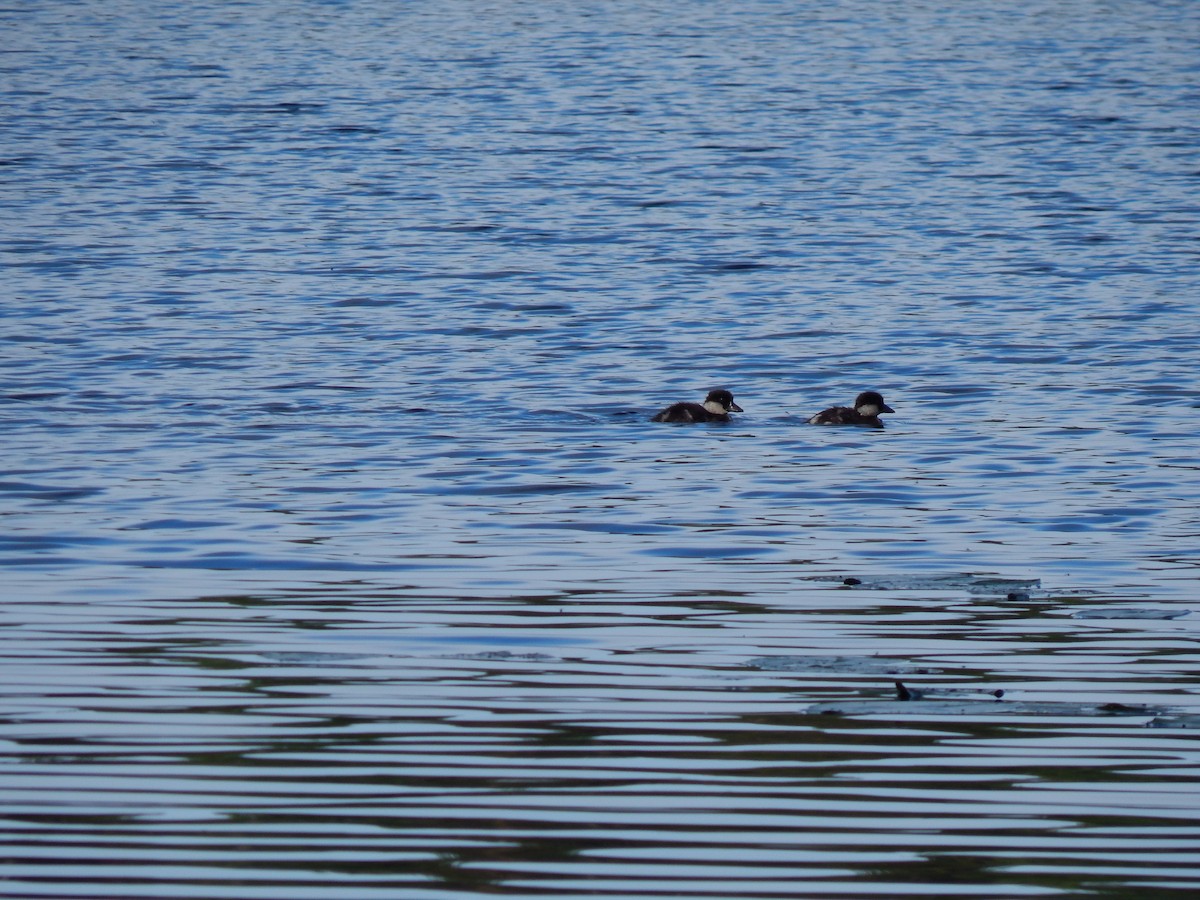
881;404;895;414
729;402;744;413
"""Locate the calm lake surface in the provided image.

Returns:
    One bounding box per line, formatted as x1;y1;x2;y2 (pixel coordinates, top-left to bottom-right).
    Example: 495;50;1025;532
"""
3;1;1200;897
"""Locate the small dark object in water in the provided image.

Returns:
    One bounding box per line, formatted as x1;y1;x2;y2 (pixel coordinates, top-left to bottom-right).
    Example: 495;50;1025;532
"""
1100;702;1148;714
651;388;743;423
843;577;862;586
1006;591;1031;601
993;689;1005;700
894;680;924;701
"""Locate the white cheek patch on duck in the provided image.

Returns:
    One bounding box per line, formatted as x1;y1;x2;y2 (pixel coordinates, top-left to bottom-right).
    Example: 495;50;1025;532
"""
703;400;727;415
856;404;879;417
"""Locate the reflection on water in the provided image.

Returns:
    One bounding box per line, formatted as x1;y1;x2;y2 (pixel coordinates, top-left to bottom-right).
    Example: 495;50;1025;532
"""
3;0;1200;897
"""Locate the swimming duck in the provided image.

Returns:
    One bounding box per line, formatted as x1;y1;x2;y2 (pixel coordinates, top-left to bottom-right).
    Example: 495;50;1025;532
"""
651;388;743;423
807;391;894;428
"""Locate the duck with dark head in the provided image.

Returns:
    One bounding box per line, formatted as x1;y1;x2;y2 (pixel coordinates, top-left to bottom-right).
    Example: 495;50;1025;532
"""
807;391;894;428
652;388;744;424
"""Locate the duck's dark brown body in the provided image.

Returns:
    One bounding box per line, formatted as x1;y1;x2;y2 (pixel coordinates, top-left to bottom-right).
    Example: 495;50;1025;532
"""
652;389;743;424
807;391;894;428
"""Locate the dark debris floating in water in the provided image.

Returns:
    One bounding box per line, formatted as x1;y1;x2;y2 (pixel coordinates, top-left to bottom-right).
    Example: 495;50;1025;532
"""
748;655;938;675
807;698;1166;718
748;661;1167;720
1073;607;1191;620
821;573;1042;595
809;688;1164;720
895;680;1004;702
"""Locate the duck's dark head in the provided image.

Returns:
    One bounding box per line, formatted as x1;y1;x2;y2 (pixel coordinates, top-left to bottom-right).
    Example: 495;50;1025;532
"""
704;389;743;415
854;391;894;417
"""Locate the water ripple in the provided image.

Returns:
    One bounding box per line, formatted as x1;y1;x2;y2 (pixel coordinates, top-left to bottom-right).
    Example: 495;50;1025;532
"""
3;0;1199;897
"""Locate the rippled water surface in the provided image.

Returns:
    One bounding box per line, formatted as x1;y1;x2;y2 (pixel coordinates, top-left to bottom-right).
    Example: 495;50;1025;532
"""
4;1;1200;897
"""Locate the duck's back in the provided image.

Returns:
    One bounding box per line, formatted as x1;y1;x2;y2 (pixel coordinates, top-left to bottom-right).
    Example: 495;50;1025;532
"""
807;406;882;427
652;402;720;423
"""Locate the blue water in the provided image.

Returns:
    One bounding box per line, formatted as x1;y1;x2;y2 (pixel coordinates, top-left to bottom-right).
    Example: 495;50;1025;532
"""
3;1;1200;897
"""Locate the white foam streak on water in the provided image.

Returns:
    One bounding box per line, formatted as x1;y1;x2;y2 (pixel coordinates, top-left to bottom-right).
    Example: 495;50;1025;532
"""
3;0;1200;897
